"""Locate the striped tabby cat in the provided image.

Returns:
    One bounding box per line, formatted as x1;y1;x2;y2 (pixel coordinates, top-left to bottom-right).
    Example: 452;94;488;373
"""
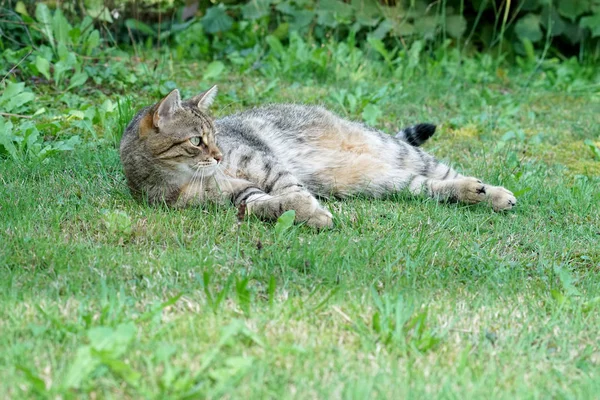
119;86;516;228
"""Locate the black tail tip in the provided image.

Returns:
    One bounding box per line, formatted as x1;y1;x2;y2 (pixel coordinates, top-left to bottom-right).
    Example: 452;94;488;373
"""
413;123;436;141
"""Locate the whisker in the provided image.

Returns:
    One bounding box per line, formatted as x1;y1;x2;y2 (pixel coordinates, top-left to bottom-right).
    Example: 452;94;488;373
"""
189;165;202;189
199;167;206;196
214;167;234;194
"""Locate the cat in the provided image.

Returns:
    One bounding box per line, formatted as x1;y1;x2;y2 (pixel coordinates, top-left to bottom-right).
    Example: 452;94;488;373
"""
119;86;516;228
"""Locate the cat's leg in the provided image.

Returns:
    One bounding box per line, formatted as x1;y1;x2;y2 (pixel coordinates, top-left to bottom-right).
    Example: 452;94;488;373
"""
390;142;516;210
235;177;333;228
178;174;333;228
254;161;334;228
406;174;516;211
224;148;334;227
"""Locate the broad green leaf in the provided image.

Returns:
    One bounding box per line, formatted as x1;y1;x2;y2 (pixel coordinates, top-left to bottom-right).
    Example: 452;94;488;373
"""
68;110;85;119
352;0;381;27
95;354;141;386
580;14;600;37
272;22;290;39
35;56;50;80
414;15;439;40
561;21;584;44
242;0;272;20
275;210;295;236
201;5;234;34
372;19;393;39
35;3;54;50
362;103;382;125
522;38;536;63
0;118;18;160
276;4;314;30
266;35;285;55
100;99;116;113
520;0;546;11
408;40;424;69
0;82;35;112
86;2;113;23
101;209;132;236
557;0;590;21
203;61;226;81
320;0;354;18
514;13;543;42
24;123;41;155
512;187;532;197
554;266;582;297
15;1;29;16
69;26;82;46
317;0;354;28
63;346;100;389
52;9;72;47
551;289;567;305
367;36;392;64
125;18;156;37
88;322;136;358
53;61;68;87
347;93;358;113
15;365;46;392
67;72;88;90
8;92;36;112
583;139;600;160
1;81;26;99
540;6;566;37
316;10;339;28
85;30;100;55
393;21;416;37
445;14;467;38
53;135;81;152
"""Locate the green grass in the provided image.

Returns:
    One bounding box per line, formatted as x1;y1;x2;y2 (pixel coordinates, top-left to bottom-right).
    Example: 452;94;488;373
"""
1;59;600;399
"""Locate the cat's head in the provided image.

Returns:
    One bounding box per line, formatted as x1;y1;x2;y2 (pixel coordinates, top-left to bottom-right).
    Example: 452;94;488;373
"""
120;86;223;203
143;86;222;171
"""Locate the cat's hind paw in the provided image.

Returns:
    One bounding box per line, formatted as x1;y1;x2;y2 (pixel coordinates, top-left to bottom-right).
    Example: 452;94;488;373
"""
486;186;517;211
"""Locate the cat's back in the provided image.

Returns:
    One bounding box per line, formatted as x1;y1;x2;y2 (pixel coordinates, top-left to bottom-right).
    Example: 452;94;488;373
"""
215;104;339;141
120;106;152;152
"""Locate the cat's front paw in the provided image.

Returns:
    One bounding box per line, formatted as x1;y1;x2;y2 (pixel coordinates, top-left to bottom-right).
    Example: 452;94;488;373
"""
486;186;517;211
279;191;333;228
456;177;487;204
304;207;334;229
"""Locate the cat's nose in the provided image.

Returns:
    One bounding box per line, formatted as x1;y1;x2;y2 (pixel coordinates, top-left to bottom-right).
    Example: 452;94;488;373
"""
213;153;222;163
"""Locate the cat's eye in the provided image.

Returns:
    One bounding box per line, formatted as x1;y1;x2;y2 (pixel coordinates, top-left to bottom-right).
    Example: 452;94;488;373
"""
189;137;201;146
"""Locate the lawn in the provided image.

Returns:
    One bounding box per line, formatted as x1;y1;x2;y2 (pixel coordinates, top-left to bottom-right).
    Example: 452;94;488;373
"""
1;44;600;398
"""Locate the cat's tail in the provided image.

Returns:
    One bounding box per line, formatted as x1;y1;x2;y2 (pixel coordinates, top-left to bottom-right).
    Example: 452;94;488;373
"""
395;123;436;146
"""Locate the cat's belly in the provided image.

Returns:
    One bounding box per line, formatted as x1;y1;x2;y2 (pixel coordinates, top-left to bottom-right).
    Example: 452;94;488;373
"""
274;127;396;197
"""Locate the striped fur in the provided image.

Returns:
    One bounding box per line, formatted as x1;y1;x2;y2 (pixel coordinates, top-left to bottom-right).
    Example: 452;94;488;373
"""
120;88;516;228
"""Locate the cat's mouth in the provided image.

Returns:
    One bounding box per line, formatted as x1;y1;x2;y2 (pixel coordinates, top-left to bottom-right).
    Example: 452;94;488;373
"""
194;160;218;169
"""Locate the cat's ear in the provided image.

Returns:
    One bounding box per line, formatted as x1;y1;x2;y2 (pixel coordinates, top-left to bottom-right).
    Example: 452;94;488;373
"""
153;89;182;128
190;85;218;111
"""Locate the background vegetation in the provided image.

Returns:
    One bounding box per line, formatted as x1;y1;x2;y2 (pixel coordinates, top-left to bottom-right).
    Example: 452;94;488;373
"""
1;1;599;398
